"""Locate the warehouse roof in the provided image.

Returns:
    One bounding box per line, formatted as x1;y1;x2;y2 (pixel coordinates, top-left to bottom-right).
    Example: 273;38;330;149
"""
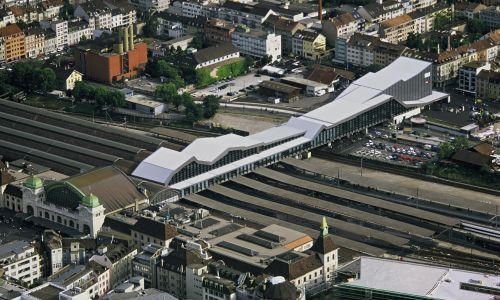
259;80;301;94
192;43;239;65
66;165;146;213
341;256;500;299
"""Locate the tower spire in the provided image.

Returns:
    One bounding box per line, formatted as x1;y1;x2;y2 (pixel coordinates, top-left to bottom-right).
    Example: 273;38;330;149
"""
321;217;329;236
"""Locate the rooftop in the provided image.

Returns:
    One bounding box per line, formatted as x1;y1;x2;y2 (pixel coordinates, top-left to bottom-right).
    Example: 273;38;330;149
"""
192;43;239;65
27;284;64;300
380;14;412;28
0;240;32;260
125;94;163;108
340;256;500;299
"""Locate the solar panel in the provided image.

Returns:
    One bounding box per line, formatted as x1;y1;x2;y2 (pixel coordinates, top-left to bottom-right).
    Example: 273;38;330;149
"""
217;241;259;257
192;218;220;229
255;230;285;243
209;223;242;237
237;234;278;249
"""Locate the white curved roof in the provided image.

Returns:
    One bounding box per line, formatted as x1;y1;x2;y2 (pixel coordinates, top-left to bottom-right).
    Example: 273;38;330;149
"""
133;57;448;187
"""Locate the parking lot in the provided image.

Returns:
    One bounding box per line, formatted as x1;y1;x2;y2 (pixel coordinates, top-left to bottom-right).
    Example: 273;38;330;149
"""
192;73;272;99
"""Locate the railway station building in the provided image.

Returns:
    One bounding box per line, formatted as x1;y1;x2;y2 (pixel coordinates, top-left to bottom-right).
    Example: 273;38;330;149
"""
133;57;449;198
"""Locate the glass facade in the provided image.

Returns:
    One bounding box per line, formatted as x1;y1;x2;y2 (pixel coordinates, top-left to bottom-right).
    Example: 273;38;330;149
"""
331;284;440;300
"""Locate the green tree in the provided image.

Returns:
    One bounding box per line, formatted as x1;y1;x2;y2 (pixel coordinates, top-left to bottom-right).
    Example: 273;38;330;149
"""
202;95;220;118
438;142;455;159
36;68;56;92
406;32;423;49
143;15;159;37
466;19;489;35
183;97;203;123
105;90;126;107
195;68;215;87
72;81;92;101
172;94;184;111
259;55;272;66
433;12;452;31
188;35;203;49
438;137;470;159
451;136;470;152
155;83;178;103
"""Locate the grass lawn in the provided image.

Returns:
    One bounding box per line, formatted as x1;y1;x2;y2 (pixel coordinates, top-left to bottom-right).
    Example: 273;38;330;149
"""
25;95;69;110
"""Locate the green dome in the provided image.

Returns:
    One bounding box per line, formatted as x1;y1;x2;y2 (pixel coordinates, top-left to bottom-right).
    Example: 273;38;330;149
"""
24;175;43;189
81;193;100;208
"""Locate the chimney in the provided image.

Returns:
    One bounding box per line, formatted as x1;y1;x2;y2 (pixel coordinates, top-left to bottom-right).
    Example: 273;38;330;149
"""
318;0;323;21
129;25;135;51
123;27;129;52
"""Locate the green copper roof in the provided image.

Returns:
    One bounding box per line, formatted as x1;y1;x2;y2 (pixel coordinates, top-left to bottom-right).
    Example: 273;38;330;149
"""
24;175;43;189
81;193;100;208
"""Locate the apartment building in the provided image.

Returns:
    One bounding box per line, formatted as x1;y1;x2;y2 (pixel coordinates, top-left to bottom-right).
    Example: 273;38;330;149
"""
292;29;326;60
24;27;44;58
379;14;414;43
477;69;500;99
409;3;451;34
0;10;16;28
51;19;68;48
0;24;25;62
0;240;41;285
357;0;405;23
263;15;304;55
42;230;63;276
218;1;276;29
90;244;138;288
322;12;364;47
130;217;178;248
204;18;235;46
129;0;169;12
344;33;377;66
67;19;92;46
454;2;487;19
232;26;282;62
74;1;113;30
458;61;491;94
404;36;498;86
479;6;500;29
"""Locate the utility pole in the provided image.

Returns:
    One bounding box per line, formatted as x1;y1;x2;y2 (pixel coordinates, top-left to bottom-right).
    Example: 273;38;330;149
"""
360;156;363;177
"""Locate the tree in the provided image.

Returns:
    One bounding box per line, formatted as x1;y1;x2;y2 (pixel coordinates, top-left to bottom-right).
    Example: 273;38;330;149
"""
438;136;470;159
196;68;215;87
406;32;423;49
259;55;272;66
433;12;452;31
188;35;203;49
172;94;184;111
244;56;255;69
183;97;203;123
466;19;488;35
202;95;220;118
36;68;56;92
143;15;159;37
155;83;178;103
73;81;92;101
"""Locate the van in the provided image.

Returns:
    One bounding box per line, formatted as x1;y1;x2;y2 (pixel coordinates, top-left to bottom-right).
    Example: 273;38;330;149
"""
314;90;326;97
423;144;432;150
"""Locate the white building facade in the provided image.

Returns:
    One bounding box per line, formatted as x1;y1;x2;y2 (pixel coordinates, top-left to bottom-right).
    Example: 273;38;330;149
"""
232;29;281;62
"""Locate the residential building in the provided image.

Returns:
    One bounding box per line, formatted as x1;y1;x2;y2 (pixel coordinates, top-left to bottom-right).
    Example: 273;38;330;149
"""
40;0;64;20
218;1;276;29
129;0;169;12
67;19;91;46
454;2;487;19
0;240;41;285
8;5;40;24
162;35;194;51
477;69;500;99
343;33;377;66
231;26;282;62
458;61;491;94
130;217;178;248
75;25;148;83
53;66;83;91
90;244;138;288
50;19;68;48
181;0;207;18
0;24;25;62
62;239;97;265
0;9;16;28
403;36;498;86
42;230;63;276
204;18;235;46
322;12;364;47
132;244;168;288
379;14;414;43
357;0;405;23
157;13;206;38
43;30;57;54
409;3;451;34
263;15;305;55
372;39;407;66
191;43;240;69
48;264;100;299
479;5;500;29
24;27;44;58
74;1;113;30
104;0;137;27
292;29;326;60
411;0;438;11
332;256;500;300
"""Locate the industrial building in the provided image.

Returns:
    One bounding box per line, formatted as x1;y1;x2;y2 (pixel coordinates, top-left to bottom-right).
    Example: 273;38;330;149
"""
332;256;500;300
74;25;147;84
132;57;449;198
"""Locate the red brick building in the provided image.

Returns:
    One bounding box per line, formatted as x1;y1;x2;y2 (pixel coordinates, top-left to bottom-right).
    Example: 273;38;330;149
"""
74;25;147;84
